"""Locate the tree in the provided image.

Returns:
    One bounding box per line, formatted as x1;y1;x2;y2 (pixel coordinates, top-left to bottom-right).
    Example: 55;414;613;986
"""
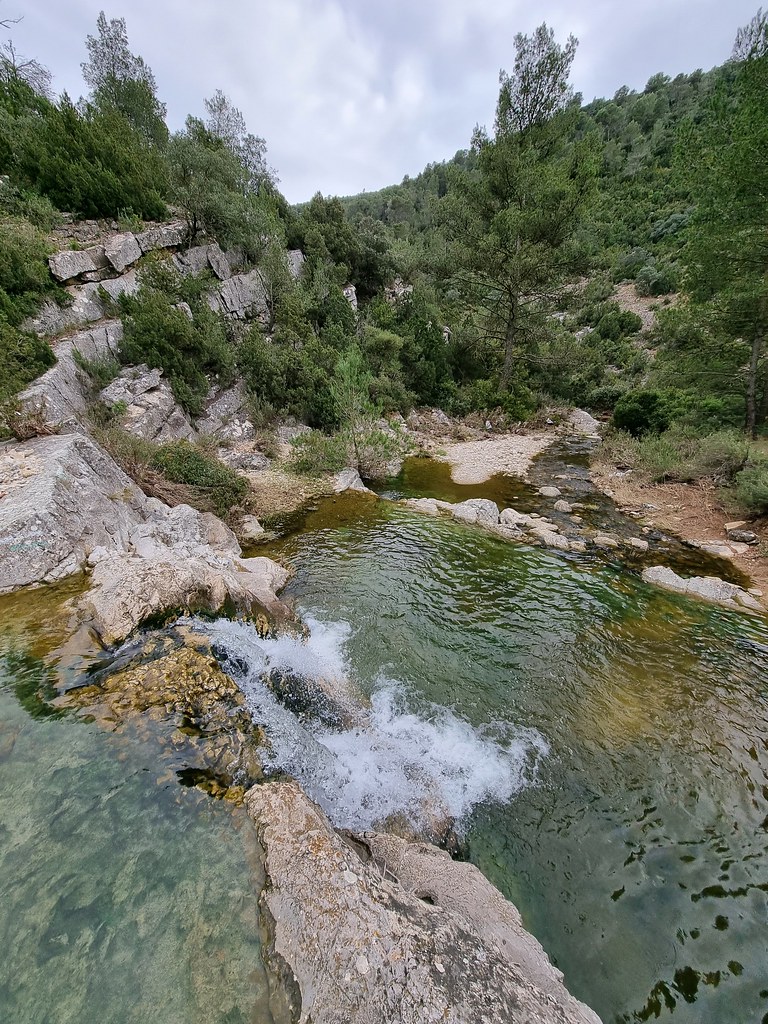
204;89;272;193
445;25;597;389
0;40;52;97
330;345;376;470
732;7;768;59
81;12;167;147
679;18;768;436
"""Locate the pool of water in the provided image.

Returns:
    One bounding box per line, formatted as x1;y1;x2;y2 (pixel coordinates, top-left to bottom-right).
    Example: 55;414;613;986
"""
256;490;768;1024
0;590;277;1024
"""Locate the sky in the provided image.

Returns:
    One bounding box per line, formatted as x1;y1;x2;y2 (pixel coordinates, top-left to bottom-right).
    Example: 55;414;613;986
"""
5;0;760;203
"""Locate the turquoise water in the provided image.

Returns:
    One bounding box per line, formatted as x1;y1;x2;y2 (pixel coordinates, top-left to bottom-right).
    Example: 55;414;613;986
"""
260;492;768;1023
0;606;275;1024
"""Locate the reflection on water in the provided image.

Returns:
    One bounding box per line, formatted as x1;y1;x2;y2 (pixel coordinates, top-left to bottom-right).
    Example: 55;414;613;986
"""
261;495;768;1024
0;600;275;1024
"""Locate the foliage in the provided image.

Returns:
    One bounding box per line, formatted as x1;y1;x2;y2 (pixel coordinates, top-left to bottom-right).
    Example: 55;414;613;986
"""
118;276;234;415
613;389;673;436
0;217;58;325
289;430;349;475
603;426;751;484
734;461;768;512
0;320;54;413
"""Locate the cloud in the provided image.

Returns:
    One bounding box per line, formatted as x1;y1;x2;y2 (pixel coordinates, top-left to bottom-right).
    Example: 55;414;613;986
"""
6;0;759;202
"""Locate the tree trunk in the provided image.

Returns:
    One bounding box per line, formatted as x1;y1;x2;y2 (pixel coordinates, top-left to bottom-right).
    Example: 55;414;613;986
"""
746;329;764;439
501;303;517;389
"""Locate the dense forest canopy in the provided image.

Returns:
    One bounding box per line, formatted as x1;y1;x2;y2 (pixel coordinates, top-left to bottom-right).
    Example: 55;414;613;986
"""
0;6;767;506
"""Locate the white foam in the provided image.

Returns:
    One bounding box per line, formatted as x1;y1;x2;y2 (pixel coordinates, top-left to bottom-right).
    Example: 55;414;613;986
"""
192;615;549;834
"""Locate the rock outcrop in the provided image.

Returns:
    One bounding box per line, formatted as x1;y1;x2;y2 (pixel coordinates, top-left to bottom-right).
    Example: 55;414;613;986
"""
247;780;602;1024
100;364;196;442
17;320;123;429
642;565;763;613
196;383;255;442
207;268;269;320
568;409;602;437
0;433;289;641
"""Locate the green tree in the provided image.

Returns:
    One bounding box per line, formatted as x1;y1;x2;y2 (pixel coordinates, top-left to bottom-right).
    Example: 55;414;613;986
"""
81;11;167;148
330;345;376;470
445;24;597;389
678;14;768;436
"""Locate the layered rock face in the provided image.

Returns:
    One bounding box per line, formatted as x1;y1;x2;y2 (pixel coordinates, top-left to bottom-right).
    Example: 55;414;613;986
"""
247;780;602;1024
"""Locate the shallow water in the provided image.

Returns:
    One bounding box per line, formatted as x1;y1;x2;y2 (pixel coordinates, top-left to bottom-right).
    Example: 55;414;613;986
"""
256;490;768;1023
0;594;275;1024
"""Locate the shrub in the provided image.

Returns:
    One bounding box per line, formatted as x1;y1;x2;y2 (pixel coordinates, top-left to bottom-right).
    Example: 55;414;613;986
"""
0;218;58;326
151;440;248;515
735;462;768;513
635;261;676;297
0;321;55;411
289;430;349;475
613;389;671;436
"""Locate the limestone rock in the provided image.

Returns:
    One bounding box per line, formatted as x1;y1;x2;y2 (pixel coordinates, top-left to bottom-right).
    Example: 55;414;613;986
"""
343;283;358;311
726;528;758;545
553;499;573;513
333;468;372;494
593;534;619;550
568;540;588;553
246;780;602;1024
18;320;123;430
538;485;561;498
100;365;196;442
135;220;187;253
206;242;232;281
724;520;747;533
531;526;570;550
0;433;149;593
451;498;499;526
627;537;649;552
642;565;763;613
568;409;602;437
173;244;214;276
104;232;142;274
48;246;107;283
238;515;265;542
196;383;254;442
287;249;305;279
207;269;268;320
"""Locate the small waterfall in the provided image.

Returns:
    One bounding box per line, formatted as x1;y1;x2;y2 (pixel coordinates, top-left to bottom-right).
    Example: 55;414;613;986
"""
193;615;549;834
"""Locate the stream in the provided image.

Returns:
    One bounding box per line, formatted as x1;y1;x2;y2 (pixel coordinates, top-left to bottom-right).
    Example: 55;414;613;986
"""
1;442;767;1023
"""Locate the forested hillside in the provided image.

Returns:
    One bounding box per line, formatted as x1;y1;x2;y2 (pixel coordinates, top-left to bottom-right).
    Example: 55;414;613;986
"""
1;8;766;510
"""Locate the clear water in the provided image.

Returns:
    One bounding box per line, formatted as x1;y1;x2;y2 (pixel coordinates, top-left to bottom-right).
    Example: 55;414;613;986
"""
255;490;768;1024
0;592;276;1024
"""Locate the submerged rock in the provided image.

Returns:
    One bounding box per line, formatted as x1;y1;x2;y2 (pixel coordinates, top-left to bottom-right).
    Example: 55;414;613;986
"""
642;565;763;613
247;780;602;1024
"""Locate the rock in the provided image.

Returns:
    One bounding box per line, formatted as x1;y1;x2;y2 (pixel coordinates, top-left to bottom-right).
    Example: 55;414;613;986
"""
333;468;372;494
641;566;764;613
726;528;758;545
627;538;649;552
246;780;602;1024
700;543;734;559
568;409;601;436
103;232;142;273
0;433;149;592
277;421;311;444
451;498;499;526
206;242;232;281
568;540;587;553
593;534;620;550
207;269;268;320
724;520;747;533
403;498;443;516
100;365;196;442
538;486;562;498
196;383;254;442
531;527;570;550
18;320;124;430
553;499;573;513
48;246;107;283
135;220;187;253
238;515;265;542
286;249;305;279
343;283;358;311
173;244;215;276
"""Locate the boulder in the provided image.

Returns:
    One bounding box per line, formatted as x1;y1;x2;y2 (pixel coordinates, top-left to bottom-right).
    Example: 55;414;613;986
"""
724;520;747;532
134;220;187;254
173;244;215;276
641;565;763;613
568;409;602;437
530;526;570;550
48;246;107;283
246;780;602;1024
100;365;196;443
206;242;232;281
450;498;499;526
726;528;758;545
593;534;619;550
334;468;372;494
18;320;124;430
553;499;573;513
104;232;142;274
343;283;358;311
627;537;649;553
538;485;561;498
238;515;265;542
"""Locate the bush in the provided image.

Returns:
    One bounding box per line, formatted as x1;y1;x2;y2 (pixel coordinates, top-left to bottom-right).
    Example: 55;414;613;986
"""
119;288;234;415
289;430;349;475
151;440;248;515
735;462;768;513
0;321;55;415
613;389;672;436
0;218;58;326
635;261;676;297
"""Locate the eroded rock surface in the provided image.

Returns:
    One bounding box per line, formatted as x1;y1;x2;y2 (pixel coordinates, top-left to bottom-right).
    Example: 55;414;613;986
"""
247;780;602;1024
642;565;763;613
100;364;196;442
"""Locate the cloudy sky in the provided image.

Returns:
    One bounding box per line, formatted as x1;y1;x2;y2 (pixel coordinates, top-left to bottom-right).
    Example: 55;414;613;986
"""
5;0;759;203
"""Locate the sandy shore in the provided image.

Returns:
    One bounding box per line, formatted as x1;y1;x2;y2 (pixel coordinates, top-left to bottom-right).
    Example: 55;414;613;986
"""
439;432;554;484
